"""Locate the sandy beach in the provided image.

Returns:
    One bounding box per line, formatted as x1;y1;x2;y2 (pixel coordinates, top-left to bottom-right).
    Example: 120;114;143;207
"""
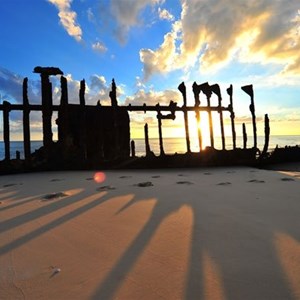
0;165;300;300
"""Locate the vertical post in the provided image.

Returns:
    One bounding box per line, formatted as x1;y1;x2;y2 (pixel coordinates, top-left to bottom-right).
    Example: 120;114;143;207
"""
227;85;236;150
192;82;203;151
23;77;31;161
178;82;191;153
242;123;247;149
3;101;11;161
211;84;225;150
59;76;69;143
156;105;165;156
131;140;135;157
144;123;151;156
109;79;119;158
241;85;257;149
41;74;53;147
200;83;214;148
261;114;270;157
79;79;87;160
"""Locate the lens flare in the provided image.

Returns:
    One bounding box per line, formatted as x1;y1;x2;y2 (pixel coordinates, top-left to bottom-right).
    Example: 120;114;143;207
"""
94;172;106;183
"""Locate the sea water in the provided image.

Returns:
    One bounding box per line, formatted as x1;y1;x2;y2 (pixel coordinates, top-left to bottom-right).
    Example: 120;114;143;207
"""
0;136;299;160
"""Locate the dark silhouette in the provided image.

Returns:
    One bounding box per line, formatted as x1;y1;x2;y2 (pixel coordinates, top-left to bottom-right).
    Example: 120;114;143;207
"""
0;65;299;173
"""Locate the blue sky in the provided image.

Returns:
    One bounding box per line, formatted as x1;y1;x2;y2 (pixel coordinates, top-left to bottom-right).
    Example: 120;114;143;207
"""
0;0;300;142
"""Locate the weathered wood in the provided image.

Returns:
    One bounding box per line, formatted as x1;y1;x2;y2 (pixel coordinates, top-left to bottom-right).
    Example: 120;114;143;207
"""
227;85;236;149
192;82;203;151
3;101;11;160
200;82;214;148
211;84;225;150
178;82;191;153
241;85;257;149
157;109;165;156
242;123;247;149
144;123;151;156
79;80;87;160
23;77;31;161
131;140;135;157
59;76;69;144
261;114;270;157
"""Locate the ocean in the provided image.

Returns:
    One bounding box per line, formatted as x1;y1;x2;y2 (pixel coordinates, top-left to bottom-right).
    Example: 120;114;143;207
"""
0;136;299;161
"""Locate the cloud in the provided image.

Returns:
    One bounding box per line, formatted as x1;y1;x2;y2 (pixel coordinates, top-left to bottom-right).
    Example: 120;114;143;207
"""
140;0;300;79
92;41;107;53
110;0;161;43
158;7;174;21
48;0;82;41
140;21;182;80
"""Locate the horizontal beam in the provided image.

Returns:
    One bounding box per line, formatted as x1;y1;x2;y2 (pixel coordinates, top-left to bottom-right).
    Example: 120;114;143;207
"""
0;104;231;112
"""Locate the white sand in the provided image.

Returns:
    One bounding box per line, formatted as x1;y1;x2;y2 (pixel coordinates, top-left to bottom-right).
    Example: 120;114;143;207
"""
0;166;300;300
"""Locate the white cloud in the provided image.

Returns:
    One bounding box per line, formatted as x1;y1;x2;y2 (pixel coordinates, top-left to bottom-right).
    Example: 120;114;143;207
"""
140;0;300;79
92;41;107;53
158;7;174;21
48;0;82;41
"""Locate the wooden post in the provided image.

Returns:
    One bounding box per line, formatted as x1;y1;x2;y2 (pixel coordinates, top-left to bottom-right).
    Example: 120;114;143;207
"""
242;123;247;149
211;84;225;150
200;83;214;148
178;82;191;153
144;123;151;156
241;85;257;149
79;79;87;160
41;74;53;147
156;106;165;156
3;101;11;161
192;82;203;151
59;76;69;144
261;114;270;157
227;85;236;149
23;77;31;161
131;140;135;157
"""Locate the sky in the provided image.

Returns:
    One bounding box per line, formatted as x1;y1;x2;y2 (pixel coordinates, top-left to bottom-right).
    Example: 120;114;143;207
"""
0;0;300;145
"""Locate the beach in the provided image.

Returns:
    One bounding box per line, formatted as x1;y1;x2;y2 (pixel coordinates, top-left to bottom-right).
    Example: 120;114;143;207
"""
0;166;300;300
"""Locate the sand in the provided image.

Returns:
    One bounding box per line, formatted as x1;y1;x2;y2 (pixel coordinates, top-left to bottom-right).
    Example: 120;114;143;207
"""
0;165;300;300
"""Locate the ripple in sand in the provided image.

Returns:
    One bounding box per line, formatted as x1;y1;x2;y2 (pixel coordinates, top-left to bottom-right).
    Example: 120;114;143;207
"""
42;192;68;201
217;182;232;186
135;182;154;187
280;177;295;181
96;185;116;191
176;181;193;185
248;179;265;183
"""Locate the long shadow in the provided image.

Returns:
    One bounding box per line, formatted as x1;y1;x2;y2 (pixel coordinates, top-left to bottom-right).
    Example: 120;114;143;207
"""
0;189;87;234
91;173;297;300
0;196;39;212
92;200;170;300
0;191;110;256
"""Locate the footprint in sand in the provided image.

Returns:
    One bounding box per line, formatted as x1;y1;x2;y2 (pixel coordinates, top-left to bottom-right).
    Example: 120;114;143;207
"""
226;171;235;174
42;192;68;201
119;176;132;179
248;179;265;183
3;183;22;188
217;182;232;186
135;182;154;187
176;181;194;185
280;177;295;182
96;185;116;191
178;174;187;177
151;175;161;178
204;172;211;175
50;179;64;182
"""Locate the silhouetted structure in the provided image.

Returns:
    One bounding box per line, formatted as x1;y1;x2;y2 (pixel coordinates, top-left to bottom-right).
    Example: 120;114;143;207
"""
2;65;297;173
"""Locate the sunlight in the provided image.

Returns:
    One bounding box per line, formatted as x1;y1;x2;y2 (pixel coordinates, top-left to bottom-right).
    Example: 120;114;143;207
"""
274;232;300;298
202;251;225;300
